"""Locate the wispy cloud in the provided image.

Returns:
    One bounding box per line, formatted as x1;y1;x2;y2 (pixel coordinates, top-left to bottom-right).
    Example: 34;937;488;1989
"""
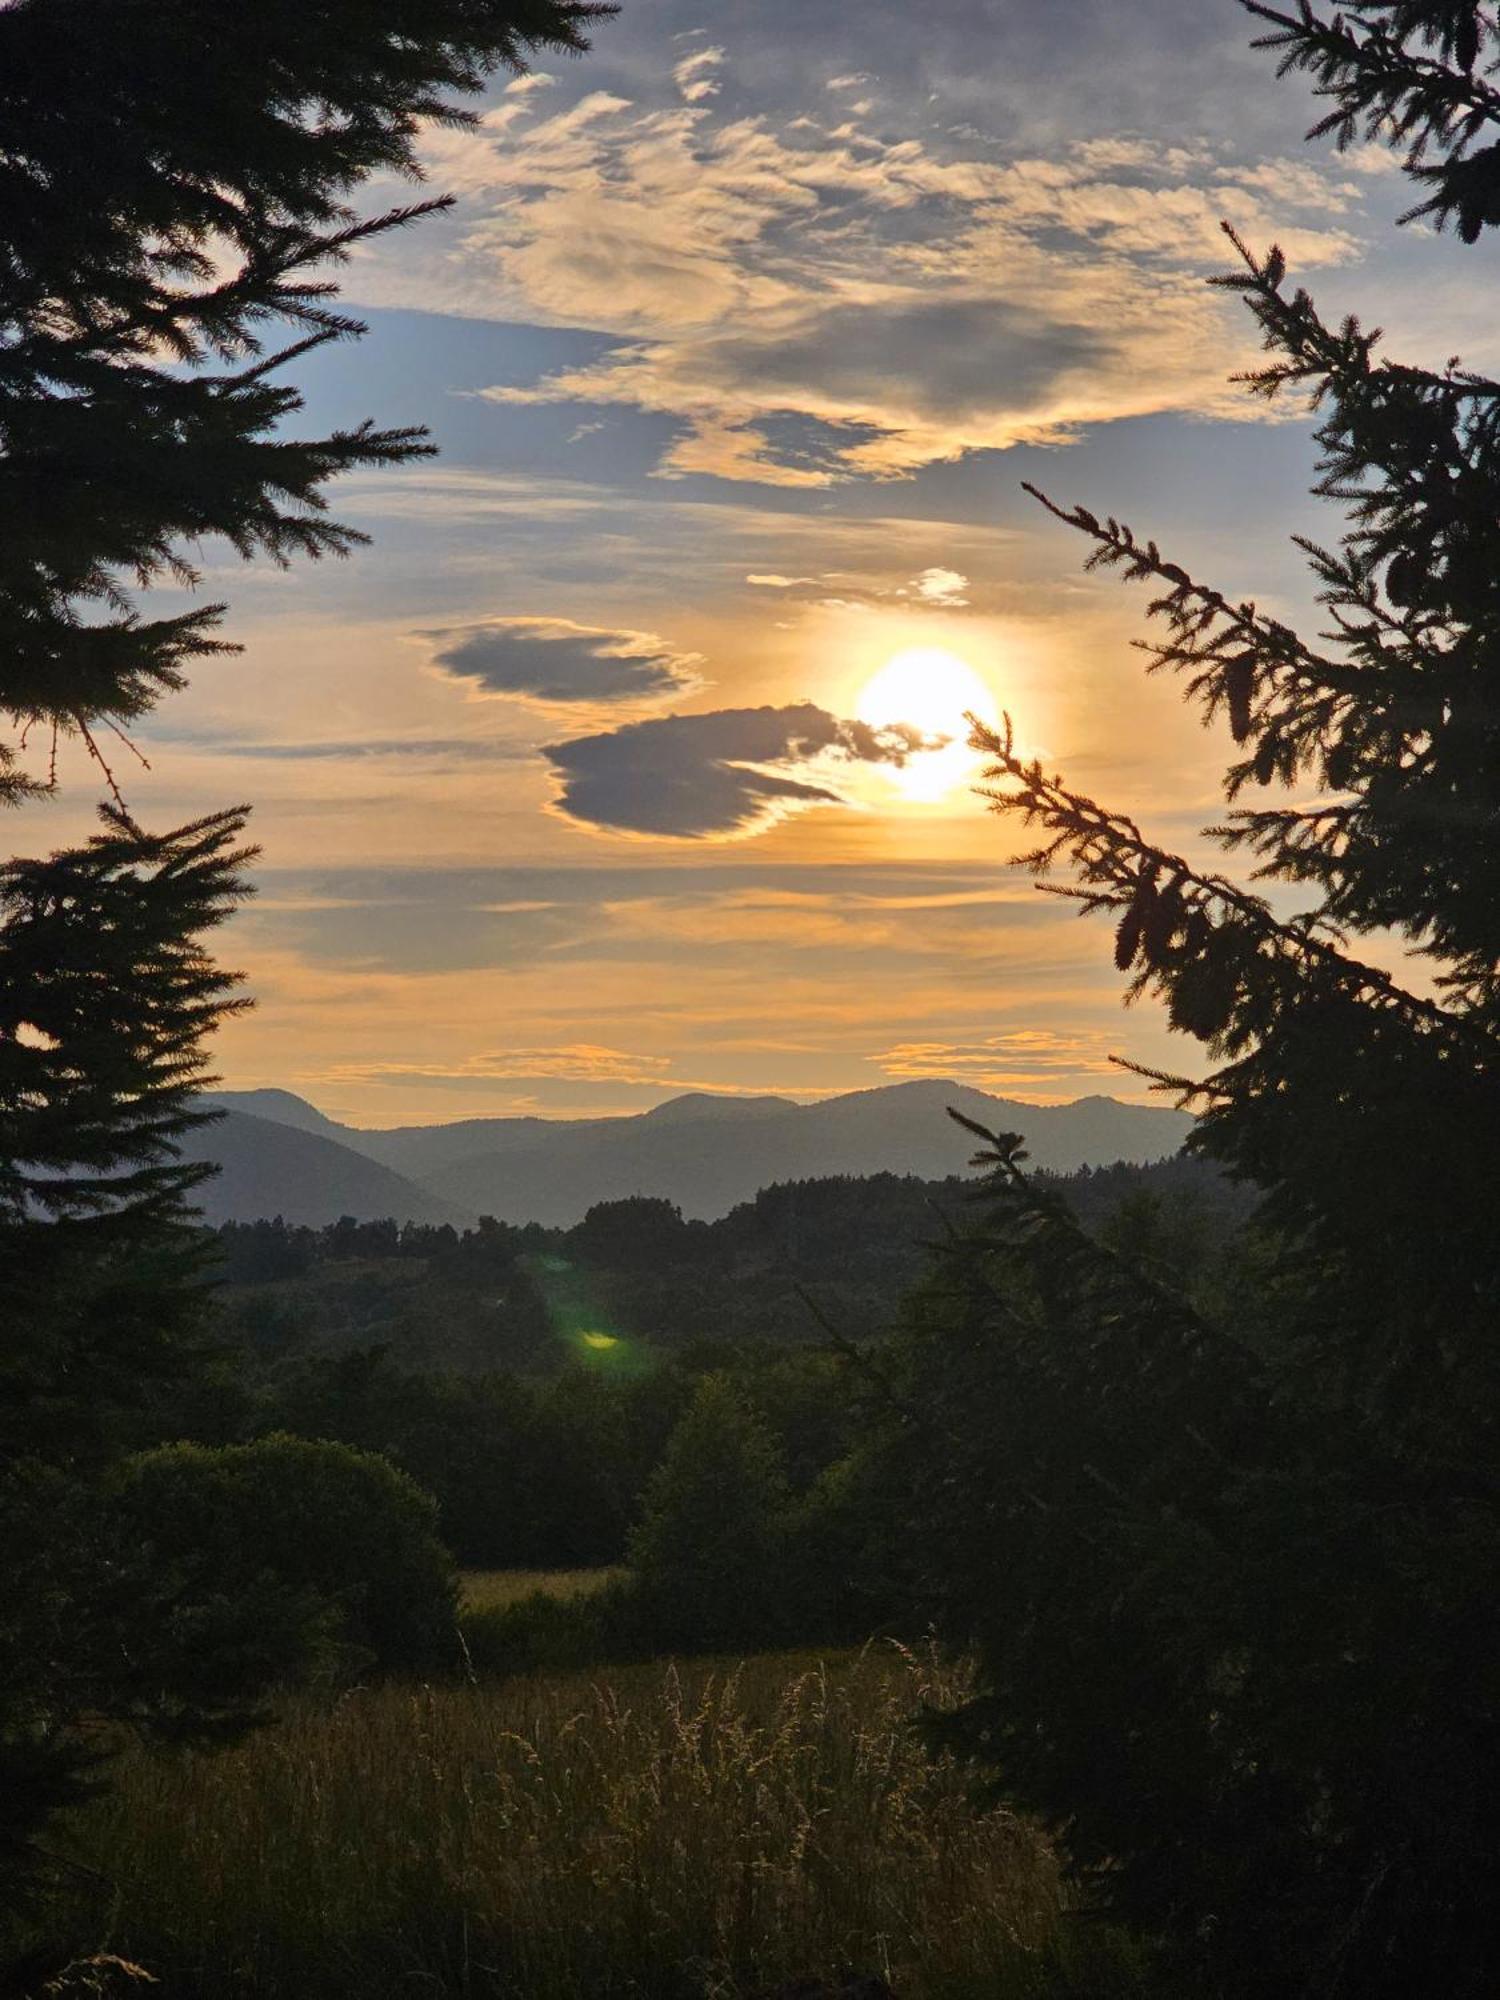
422;615;704;705
385;82;1369;484
911;566;970;606
878;1028;1121;1094
327;1043;675;1085
673;45;724;103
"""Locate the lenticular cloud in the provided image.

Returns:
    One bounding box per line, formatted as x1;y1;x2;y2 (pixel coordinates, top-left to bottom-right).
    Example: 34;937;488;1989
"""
543;701;927;838
425;616;702;705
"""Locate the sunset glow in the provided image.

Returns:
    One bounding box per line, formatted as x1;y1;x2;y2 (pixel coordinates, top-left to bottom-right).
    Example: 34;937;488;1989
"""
22;3;1478;1127
856;649;1000;804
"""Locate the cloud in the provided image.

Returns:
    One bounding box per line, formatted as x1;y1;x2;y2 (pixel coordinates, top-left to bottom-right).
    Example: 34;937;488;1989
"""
423;616;703;704
329;1043;675;1086
878;1028;1121;1092
543;701;931;838
413;89;1367;485
673;46;724;103
745;572;817;588
912;566;969;606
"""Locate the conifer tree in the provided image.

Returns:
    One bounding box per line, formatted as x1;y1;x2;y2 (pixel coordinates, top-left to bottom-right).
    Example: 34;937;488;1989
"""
0;0;609;1924
629;1376;792;1654
892;5;1500;1993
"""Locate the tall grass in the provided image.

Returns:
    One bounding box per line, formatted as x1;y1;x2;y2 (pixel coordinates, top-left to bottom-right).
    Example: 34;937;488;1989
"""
50;1646;1143;1998
460;1565;625;1612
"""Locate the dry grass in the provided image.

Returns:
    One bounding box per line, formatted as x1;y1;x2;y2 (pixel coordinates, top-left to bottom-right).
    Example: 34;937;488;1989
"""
53;1646;1142;1999
459;1565;625;1612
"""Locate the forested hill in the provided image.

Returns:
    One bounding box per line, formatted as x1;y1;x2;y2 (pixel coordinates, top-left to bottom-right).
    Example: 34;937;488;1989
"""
197;1079;1193;1226
208;1153;1252;1376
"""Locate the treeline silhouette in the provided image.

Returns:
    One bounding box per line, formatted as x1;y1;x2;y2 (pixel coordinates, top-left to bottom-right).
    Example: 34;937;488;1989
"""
208;1155;1246;1368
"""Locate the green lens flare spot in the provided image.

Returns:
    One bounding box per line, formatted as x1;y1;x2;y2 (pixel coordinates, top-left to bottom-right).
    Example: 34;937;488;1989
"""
580;1331;620;1351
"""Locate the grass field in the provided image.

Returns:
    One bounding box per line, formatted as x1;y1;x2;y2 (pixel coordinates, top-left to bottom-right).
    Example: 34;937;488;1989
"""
47;1643;1144;2000
459;1564;626;1611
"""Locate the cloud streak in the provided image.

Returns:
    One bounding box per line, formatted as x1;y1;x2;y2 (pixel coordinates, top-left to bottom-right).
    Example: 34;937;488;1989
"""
878;1028;1121;1093
423;615;704;704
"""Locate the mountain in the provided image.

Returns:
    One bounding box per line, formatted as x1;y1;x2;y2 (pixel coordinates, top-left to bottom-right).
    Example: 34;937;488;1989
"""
640;1092;798;1125
205;1088;353;1138
419;1079;1192;1225
181;1109;474;1229
194;1081;1191;1227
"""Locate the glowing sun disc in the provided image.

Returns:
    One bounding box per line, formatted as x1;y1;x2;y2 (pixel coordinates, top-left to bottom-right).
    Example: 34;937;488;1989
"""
855;647;999;803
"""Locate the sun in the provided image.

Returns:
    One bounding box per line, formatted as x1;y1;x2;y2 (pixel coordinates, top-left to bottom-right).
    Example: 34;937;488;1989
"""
855;647;1000;803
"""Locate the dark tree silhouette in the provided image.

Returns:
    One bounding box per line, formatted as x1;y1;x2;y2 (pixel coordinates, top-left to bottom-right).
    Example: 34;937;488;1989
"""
0;0;608;805
0;0;609;1927
1247;2;1500;240
891;5;1500;1994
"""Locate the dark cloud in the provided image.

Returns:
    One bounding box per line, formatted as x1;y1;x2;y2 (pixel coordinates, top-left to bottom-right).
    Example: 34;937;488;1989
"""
543;702;928;838
425;616;701;703
715;301;1108;427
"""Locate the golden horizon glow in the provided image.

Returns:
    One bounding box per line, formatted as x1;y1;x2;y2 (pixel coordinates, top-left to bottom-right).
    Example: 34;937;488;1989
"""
856;647;1000;804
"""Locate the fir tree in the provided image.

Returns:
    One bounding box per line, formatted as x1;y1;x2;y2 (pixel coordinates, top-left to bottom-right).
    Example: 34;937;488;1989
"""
0;0;607;807
893;5;1500;1993
0;0;609;1928
629;1376;792;1654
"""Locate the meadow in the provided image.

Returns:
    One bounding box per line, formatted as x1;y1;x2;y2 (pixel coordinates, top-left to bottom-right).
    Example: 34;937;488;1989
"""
460;1566;626;1612
50;1641;1145;2000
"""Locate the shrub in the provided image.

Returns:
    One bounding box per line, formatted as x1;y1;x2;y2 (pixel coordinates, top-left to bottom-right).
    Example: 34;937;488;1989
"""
116;1434;459;1676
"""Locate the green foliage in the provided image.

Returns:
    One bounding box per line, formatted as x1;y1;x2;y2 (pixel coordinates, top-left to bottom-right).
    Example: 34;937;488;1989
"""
0;813;254;1920
629;1378;794;1655
248;1348;690;1568
460;1575;643;1677
0;811;254;1466
116;1435;458;1675
203;1159;1240;1377
900;8;1500;1991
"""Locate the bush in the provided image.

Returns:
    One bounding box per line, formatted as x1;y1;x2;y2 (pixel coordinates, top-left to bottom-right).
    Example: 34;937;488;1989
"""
116;1434;459;1676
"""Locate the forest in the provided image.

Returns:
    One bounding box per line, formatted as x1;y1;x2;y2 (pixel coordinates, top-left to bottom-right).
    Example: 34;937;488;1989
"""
4;3;1500;1997
146;1158;1250;1575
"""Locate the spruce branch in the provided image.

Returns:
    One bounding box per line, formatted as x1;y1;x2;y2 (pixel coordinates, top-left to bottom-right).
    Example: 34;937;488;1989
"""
970;715;1498;1061
1241;3;1500;239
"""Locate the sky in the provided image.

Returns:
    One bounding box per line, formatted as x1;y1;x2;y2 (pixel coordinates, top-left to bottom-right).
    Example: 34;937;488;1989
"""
29;0;1500;1127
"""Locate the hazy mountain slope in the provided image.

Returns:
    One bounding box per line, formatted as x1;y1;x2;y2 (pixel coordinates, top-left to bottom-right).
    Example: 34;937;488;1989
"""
180;1110;475;1228
203;1088;352;1139
194;1081;1191;1227
420;1080;1192;1226
349;1113;593;1179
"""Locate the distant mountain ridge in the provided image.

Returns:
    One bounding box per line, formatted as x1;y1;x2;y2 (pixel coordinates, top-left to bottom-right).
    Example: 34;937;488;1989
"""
181;1109;474;1230
198;1082;1192;1228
